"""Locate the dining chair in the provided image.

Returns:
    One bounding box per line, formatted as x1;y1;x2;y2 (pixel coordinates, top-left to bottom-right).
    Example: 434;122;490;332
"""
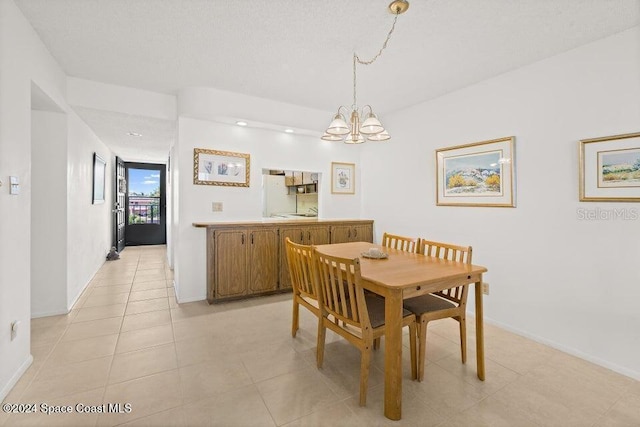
403;239;473;381
381;232;419;253
312;248;417;406
373;232;419;350
285;237;319;338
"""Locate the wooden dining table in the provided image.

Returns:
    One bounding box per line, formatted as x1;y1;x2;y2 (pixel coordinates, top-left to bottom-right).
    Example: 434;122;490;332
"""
314;241;488;421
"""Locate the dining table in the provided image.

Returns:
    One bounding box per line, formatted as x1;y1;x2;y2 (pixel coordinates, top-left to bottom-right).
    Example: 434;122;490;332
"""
314;241;488;421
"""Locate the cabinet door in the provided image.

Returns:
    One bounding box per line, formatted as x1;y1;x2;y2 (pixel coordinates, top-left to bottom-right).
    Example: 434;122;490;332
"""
293;171;303;185
305;226;330;245
214;230;248;299
248;228;279;294
330;225;352;244
279;227;305;289
351;224;373;243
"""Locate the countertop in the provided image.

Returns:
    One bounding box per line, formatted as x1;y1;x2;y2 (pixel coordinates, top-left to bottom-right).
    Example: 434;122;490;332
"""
192;218;374;228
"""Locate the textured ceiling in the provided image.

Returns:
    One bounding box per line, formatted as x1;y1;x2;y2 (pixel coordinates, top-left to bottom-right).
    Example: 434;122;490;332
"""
15;0;640;160
73;107;175;163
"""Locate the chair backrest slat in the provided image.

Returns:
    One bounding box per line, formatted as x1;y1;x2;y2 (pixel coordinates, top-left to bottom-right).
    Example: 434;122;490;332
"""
418;239;473;306
285;238;317;300
312;248;370;331
381;232;418;253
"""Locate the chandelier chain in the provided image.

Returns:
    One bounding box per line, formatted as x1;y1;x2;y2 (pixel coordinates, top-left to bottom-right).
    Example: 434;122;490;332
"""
352;12;401;108
355;13;400;66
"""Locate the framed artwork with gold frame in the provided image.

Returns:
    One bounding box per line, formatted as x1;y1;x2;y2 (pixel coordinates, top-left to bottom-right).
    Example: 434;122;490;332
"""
436;136;516;207
193;148;250;187
331;162;355;194
579;132;640;202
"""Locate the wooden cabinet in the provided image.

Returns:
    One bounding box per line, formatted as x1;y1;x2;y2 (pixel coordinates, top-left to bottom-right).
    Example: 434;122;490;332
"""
202;220;373;303
209;227;278;301
279;225;330;289
330;223;373;244
285;171;303;186
211;229;247;299
248;228;279;295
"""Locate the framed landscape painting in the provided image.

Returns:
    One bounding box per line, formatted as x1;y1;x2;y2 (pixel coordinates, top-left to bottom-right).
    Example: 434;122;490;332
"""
193;148;250;187
579;132;640;202
436;136;515;207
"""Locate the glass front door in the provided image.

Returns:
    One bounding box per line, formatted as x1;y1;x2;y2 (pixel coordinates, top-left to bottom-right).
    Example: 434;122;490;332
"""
124;163;166;246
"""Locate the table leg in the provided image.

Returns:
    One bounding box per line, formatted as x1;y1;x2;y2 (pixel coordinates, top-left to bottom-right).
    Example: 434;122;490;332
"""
384;290;403;420
475;280;485;381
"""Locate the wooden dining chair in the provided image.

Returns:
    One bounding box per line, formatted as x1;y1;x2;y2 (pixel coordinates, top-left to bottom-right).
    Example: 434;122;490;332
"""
285;237;319;338
403;239;473;381
381;232;419;253
372;232;419;350
312;248;417;406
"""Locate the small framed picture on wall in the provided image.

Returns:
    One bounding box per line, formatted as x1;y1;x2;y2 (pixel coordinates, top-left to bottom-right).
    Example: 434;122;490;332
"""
92;153;106;204
331;162;355;194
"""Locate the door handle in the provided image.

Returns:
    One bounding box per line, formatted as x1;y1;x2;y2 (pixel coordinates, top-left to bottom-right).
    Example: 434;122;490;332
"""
241;234;245;244
348;229;351;238
251;233;254;244
300;232;304;242
354;228;358;237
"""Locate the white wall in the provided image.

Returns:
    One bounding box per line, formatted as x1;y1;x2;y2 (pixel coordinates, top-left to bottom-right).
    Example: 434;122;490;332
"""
0;0;68;400
0;0;113;400
361;27;640;379
174;88;365;301
31;110;68;317
65;113;113;309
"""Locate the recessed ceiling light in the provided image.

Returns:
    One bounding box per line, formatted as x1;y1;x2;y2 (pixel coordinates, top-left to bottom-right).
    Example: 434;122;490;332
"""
236;121;248;127
284;129;294;133
126;131;142;137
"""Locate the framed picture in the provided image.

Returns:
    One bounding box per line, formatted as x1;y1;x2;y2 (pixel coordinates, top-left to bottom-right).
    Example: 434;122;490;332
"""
436;136;516;207
579;132;640;202
92;153;106;204
193;148;250;187
331;162;355;194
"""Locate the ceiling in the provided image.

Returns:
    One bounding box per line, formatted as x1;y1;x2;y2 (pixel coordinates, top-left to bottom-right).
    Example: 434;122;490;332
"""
15;0;640;160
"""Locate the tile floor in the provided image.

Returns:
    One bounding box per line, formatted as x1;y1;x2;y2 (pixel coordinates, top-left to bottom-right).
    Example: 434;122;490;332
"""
2;245;639;426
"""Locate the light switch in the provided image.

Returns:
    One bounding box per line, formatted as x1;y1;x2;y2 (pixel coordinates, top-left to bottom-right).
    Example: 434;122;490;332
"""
10;176;19;195
212;202;223;212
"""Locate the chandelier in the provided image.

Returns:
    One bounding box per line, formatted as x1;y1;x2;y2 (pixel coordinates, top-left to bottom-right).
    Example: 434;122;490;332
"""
322;0;410;144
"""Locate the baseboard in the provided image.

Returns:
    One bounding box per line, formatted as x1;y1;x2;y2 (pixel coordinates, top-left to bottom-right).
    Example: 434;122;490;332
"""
30;308;69;319
0;355;33;402
175;293;206;304
483;315;640;381
173;279;206;304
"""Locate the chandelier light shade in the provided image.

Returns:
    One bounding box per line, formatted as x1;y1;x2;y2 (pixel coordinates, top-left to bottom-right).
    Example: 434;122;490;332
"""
359;110;384;135
321;132;345;141
326;113;350;136
322;0;409;144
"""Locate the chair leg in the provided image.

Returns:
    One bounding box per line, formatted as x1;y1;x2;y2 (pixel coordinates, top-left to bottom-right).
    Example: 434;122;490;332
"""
459;315;467;364
408;321;417;380
291;298;299;338
316;318;326;368
418;318;429;382
373;337;381;350
359;345;372;406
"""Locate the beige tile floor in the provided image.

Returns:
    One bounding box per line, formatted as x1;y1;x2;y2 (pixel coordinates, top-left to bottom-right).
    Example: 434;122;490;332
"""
2;245;639;426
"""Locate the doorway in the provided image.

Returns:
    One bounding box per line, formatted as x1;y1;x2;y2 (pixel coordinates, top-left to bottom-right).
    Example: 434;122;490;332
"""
123;162;166;246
